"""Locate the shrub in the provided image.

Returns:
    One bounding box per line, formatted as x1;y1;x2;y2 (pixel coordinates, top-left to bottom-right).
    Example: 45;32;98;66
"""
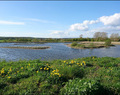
60;78;103;95
105;39;111;46
80;44;85;48
71;42;77;46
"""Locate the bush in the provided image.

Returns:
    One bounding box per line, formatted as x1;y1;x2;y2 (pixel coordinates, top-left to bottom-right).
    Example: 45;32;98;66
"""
71;42;77;46
60;78;103;95
105;39;111;46
80;44;85;48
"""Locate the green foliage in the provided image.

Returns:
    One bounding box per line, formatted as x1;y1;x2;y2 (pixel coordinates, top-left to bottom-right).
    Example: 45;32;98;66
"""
71;42;78;46
80;44;85;48
105;39;111;46
0;57;120;95
60;78;103;95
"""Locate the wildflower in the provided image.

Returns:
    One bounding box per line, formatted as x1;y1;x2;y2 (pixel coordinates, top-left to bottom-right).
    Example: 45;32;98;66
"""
1;69;4;74
28;64;30;66
40;68;42;70
93;57;94;59
44;67;47;70
8;76;11;79
64;61;66;63
36;71;38;73
46;68;49;70
83;61;86;65
71;60;74;64
21;67;23;69
17;71;19;73
81;63;83;66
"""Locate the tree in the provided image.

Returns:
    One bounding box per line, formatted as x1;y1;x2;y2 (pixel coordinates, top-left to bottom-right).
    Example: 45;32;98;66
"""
93;32;108;41
105;39;111;46
79;34;83;38
110;33;119;41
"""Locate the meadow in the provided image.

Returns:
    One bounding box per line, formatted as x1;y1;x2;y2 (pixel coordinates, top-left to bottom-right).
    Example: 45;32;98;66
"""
0;57;120;95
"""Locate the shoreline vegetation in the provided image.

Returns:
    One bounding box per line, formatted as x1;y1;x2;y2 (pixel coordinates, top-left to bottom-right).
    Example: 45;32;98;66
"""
0;57;120;94
66;41;116;49
0;46;50;49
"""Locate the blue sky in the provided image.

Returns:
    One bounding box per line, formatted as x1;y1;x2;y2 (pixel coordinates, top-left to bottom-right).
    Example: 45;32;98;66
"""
0;1;120;38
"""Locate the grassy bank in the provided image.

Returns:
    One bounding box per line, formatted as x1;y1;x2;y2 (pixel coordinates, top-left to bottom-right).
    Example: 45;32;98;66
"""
0;46;50;50
67;41;115;49
0;57;120;95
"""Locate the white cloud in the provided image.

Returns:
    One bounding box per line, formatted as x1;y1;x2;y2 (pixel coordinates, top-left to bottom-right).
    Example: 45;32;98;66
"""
69;20;99;31
0;20;24;25
99;13;120;26
24;18;55;24
69;23;89;31
83;20;99;25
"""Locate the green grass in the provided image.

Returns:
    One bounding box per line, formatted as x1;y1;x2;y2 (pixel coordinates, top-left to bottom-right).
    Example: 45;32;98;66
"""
0;57;120;95
70;42;115;49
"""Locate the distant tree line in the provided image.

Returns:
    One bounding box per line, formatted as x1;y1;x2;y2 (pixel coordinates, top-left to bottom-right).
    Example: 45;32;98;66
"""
0;32;120;43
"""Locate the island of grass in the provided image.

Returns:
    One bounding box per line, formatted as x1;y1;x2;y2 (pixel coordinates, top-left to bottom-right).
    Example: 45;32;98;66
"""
0;46;50;49
0;57;120;95
67;39;115;49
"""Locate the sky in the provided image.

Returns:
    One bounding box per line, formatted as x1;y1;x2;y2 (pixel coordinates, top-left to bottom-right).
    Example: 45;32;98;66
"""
0;1;120;38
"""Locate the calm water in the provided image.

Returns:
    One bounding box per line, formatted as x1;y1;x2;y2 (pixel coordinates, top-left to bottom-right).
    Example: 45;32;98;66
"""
0;43;120;61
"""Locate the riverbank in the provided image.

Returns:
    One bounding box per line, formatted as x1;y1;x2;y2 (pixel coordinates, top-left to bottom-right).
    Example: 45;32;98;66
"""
0;46;50;49
79;41;120;45
66;41;116;49
0;57;120;95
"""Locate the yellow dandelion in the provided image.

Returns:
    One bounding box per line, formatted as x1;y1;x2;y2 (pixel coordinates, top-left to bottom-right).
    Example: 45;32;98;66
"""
40;68;42;70
36;71;38;73
28;64;30;66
